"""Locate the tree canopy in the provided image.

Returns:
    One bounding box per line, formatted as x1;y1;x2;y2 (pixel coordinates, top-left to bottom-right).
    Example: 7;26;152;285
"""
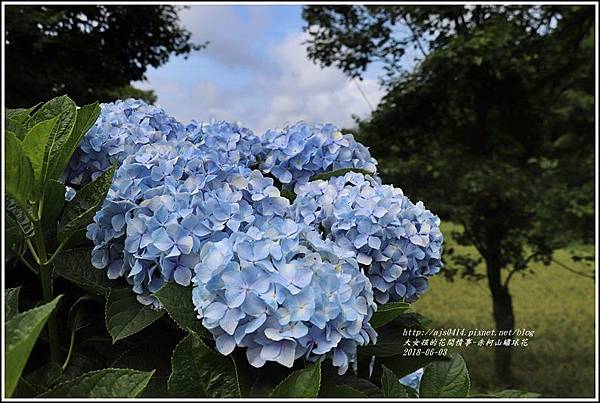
303;4;595;383
5;5;205;107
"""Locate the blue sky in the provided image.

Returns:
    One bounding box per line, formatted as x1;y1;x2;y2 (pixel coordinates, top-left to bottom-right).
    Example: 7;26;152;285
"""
135;5;385;133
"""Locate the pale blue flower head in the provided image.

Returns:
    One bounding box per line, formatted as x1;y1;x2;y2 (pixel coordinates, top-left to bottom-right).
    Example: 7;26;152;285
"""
64;99;186;186
185;119;262;169
87;136;292;306
258;122;378;191
291;172;444;304
191;225;377;374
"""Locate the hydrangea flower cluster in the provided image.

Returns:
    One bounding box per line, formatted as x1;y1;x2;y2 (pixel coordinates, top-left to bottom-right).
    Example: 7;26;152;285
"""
291;172;443;304
87;136;377;372
184;119;263;169
192;225;377;374
258;122;378;191
86;137;287;305
64;99;186;186
79;99;443;372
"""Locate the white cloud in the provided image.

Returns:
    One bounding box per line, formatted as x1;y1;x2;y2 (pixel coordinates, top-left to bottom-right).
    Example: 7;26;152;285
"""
178;5;270;69
255;32;383;132
139;7;384;134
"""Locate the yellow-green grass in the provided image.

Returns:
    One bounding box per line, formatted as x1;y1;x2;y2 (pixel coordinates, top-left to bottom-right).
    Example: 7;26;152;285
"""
411;222;596;398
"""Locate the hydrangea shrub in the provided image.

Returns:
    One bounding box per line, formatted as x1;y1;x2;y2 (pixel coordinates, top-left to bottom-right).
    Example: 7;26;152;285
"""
83;99;443;372
7;95;533;399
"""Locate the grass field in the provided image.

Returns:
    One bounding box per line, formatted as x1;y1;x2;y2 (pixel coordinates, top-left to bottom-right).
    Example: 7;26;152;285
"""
411;222;596;398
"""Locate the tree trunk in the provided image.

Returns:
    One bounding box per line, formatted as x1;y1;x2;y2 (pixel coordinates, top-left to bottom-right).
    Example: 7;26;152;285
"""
486;258;515;386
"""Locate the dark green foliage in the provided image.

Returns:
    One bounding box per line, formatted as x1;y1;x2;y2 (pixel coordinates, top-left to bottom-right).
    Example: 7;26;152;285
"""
154;282;210;337
5;5;205;106
168;333;241;398
2;95;143;397
381;365;410;397
370;301;410;328
105;287;164;343
40;368;155;397
269;362;321;398
304;4;594;383
419;353;470;398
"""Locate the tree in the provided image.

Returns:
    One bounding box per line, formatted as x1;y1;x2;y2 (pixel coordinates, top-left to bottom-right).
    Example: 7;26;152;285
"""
303;5;595;385
5;5;205;107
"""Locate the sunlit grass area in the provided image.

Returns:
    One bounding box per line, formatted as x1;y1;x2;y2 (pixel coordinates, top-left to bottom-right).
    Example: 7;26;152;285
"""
412;222;596;398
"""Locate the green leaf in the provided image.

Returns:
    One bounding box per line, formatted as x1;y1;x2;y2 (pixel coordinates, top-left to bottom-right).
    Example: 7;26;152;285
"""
231;357;294;398
53;247;115;295
25;95;74;129
5;214;25;253
6;103;40;123
370;301;410;328
57;164;115;243
5;295;62;397
5;132;34;207
59;337;120;380
6;196;35;238
269;362;321;398
52;101;100;182
419;353;470;398
6;118;27;139
72;102;101;144
140;376;170;398
381;364;409;397
24;362;63;391
37;96;77;185
472;389;541;398
280;188;296;202
360;313;434;357
394;312;433;329
105;287;164;343
5;287;21;321
154;282;209;337
358;330;406;357
168;332;240;398
378;353;450;380
14;377;47;397
310;167;376;181
41;179;66;236
68;295;99;333
6;108;29;120
40;368;154;397
319;384;367;398
320;368;383;398
21;117;57;192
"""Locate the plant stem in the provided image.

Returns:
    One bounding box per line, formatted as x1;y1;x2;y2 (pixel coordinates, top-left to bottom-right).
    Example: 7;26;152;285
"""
62;330;76;371
25;239;41;265
39;264;60;363
44;241;67;267
33;219;61;363
17;253;39;276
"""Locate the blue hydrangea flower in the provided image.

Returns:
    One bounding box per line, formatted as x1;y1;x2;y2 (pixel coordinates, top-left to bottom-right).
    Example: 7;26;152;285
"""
291;172;443;304
258;122;378;191
64;99;186;186
185;119;263;169
64;185;76;202
191;225;377;374
399;367;424;393
87;136;292;306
